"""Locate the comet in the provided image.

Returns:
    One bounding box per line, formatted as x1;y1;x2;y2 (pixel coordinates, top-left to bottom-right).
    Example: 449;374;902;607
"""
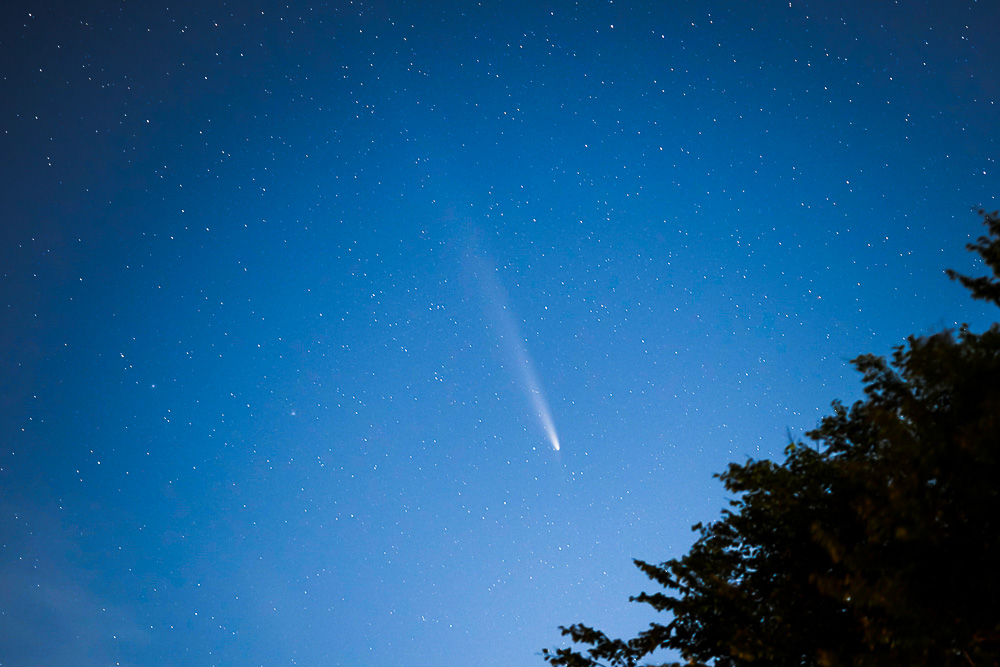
510;330;561;452
468;244;561;452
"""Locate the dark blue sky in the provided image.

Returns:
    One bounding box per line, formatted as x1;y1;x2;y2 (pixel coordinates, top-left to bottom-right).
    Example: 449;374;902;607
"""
2;1;998;665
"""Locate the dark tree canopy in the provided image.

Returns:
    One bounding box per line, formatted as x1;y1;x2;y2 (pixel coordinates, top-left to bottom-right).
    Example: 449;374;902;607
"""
543;210;1000;667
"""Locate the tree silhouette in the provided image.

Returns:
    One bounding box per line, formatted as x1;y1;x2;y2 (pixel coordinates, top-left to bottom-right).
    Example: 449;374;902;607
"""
543;210;1000;667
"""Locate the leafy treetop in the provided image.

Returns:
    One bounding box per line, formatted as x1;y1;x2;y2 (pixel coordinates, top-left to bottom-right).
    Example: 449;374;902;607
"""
543;209;1000;667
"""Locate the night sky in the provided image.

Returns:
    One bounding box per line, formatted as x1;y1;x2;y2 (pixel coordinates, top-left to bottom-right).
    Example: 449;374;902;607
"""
2;1;999;665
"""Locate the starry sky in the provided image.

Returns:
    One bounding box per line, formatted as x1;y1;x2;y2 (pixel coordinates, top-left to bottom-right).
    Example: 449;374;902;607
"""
2;1;999;665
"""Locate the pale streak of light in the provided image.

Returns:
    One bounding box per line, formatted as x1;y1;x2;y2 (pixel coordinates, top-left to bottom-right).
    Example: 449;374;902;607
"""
470;251;561;452
495;302;561;452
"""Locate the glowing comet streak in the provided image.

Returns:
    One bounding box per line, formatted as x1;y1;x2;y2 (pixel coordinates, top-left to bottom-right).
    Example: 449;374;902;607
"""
470;251;561;452
498;307;561;452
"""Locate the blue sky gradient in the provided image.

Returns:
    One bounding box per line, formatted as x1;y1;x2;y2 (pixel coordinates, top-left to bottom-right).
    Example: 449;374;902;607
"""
2;1;999;664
